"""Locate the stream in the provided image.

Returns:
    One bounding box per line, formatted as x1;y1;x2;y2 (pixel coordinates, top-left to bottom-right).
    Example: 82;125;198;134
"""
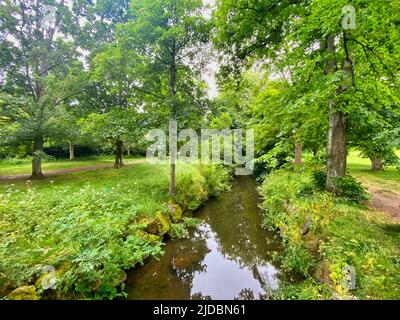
125;176;288;300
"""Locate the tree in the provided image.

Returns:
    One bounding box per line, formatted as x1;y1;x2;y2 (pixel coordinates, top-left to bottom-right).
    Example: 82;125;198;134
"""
214;0;400;190
117;0;212;196
47;106;82;160
349;103;400;171
81;108;140;168
0;0;85;178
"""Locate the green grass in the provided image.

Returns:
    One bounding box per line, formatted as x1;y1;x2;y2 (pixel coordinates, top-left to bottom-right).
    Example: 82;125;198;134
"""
0;162;230;299
0;156;143;176
347;150;400;191
260;166;400;300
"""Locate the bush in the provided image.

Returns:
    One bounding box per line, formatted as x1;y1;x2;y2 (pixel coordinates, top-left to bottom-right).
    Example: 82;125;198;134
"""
311;170;327;191
169;223;189;239
332;175;369;203
174;170;208;211
309;151;328;166
174;165;230;211
200;164;231;197
312;170;369;203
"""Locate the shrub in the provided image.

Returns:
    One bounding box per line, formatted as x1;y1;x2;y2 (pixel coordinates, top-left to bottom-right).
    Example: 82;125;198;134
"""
311;170;327;191
332;175;369;203
174;170;208;211
174;164;230;211
311;170;369;203
168;223;189;239
200;164;231;197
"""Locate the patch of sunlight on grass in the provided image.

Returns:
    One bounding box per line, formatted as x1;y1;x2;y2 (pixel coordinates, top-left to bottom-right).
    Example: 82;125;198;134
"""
347;150;400;191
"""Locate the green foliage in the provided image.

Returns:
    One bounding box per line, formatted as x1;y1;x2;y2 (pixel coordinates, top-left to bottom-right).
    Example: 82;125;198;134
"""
332;175;369;203
260;169;400;299
0;0;86;157
169;223;190;239
0;163;230;299
311;170;328;191
260;170;317;276
174;164;230;210
214;0;400;185
174;169;208;211
278;280;333;300
200;164;231;197
311;169;369;203
182;217;201;229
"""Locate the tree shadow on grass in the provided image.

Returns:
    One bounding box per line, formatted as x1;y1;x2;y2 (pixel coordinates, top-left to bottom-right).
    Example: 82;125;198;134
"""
380;223;400;237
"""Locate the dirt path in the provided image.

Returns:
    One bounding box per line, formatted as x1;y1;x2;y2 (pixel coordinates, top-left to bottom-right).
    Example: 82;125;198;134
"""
363;182;400;221
0;159;147;182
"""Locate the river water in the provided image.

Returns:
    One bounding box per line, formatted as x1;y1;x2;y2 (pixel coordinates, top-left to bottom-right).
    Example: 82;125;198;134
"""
126;176;286;300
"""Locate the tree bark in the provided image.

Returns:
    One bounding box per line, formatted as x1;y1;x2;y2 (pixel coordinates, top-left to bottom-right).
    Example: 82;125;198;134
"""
169;38;177;197
325;34;352;191
326;108;347;190
371;157;383;171
294;143;302;164
69;141;75;160
31;135;45;179
114;140;124;169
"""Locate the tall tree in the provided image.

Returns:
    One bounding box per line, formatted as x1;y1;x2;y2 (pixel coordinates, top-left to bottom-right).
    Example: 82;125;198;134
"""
80;108;141;168
116;0;211;195
214;0;400;190
0;0;84;178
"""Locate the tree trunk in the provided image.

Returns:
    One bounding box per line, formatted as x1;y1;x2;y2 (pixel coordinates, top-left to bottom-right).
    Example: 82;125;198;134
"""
325;34;352;191
169;39;177;197
69;141;75;160
326;108;347;190
114;140;124;169
126;145;131;157
371;157;383;171
31;135;45;179
294;143;302;164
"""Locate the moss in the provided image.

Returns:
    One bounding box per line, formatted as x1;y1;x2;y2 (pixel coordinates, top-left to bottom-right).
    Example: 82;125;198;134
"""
167;201;183;223
0;273;12;297
154;211;171;236
111;270;127;288
137;216;158;235
6;285;40;300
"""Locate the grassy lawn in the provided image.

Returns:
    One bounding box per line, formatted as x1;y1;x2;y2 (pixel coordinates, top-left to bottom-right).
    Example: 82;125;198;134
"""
347;150;400;191
0;162;230;299
0;156;144;176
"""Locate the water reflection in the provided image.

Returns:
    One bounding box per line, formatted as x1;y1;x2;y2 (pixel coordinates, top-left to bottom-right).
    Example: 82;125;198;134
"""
126;176;285;300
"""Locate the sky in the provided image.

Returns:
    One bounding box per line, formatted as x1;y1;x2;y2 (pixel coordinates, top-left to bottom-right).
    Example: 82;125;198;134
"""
201;0;219;99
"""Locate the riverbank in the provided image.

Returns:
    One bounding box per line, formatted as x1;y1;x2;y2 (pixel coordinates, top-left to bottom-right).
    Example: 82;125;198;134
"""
0;163;230;299
125;176;288;300
259;166;400;299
